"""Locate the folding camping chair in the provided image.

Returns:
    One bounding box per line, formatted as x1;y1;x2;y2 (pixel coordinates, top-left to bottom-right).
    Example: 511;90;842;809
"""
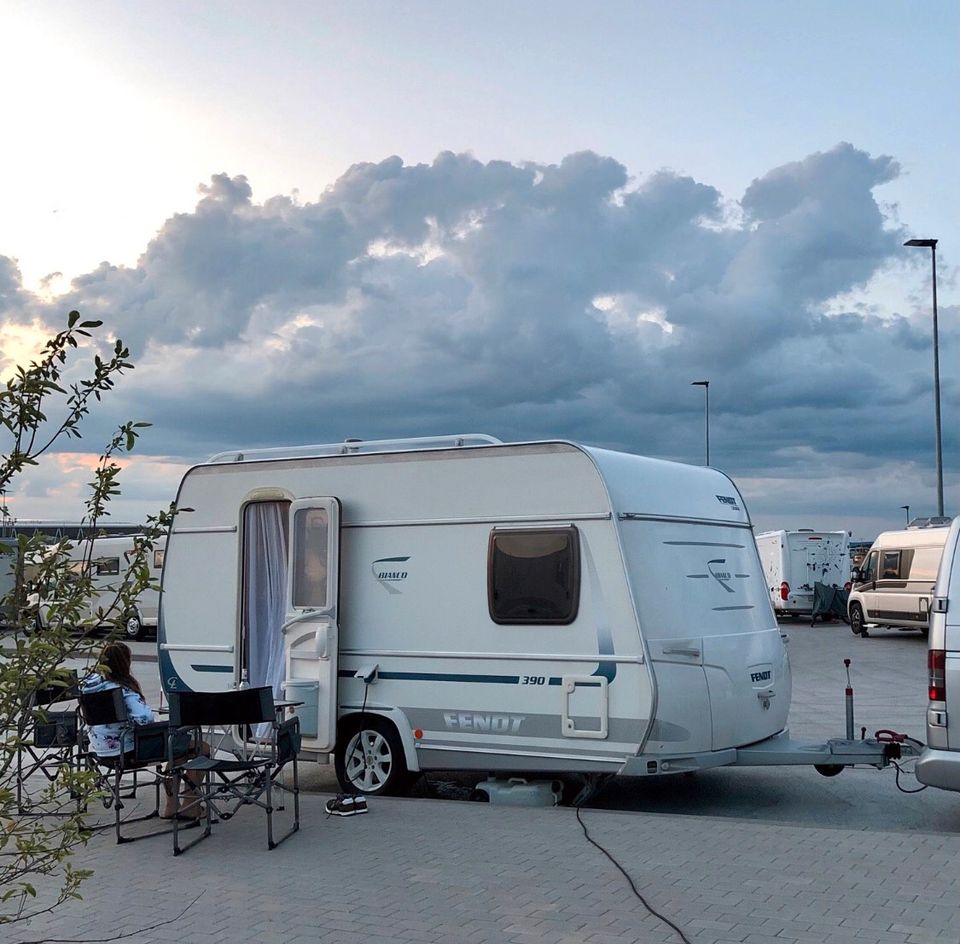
168;687;301;856
16;671;82;815
78;687;184;844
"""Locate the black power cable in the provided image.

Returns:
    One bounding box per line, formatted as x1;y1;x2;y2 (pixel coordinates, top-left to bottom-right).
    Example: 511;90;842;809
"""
574;803;692;944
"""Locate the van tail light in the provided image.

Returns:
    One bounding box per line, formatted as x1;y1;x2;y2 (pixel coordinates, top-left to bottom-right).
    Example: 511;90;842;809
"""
843;581;851;592
928;649;946;702
780;581;790;601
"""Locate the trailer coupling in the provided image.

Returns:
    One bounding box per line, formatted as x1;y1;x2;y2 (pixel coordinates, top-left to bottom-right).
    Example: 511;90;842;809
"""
732;729;922;774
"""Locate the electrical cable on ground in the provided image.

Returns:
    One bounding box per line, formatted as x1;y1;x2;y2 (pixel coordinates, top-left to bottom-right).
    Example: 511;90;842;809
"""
574;802;692;944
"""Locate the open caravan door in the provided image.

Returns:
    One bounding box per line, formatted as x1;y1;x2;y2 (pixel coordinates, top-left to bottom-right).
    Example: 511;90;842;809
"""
283;499;341;753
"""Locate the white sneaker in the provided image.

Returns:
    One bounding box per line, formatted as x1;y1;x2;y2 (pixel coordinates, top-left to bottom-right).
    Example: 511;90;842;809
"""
325;794;369;816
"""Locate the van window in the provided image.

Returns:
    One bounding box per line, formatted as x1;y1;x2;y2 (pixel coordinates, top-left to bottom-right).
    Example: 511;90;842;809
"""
153;549;165;570
862;551;878;582
908;547;941;581
94;557;120;576
292;508;329;609
881;551;901;580
488;527;580;625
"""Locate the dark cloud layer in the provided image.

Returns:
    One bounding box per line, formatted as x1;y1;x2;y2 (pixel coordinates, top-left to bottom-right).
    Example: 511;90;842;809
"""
1;143;955;528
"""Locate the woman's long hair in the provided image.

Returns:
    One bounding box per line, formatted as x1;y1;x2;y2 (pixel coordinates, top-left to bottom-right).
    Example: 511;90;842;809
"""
97;640;143;697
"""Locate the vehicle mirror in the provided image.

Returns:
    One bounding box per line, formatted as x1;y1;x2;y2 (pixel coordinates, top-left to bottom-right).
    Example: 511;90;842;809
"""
851;568;864;583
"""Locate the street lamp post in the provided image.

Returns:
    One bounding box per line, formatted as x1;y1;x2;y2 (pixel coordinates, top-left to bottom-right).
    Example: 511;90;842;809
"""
904;238;944;517
691;380;710;466
901;504;910;526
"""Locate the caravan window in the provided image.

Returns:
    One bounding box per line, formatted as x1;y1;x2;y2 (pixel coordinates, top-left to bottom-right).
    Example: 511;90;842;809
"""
94;557;120;576
153;549;165;570
862;551;878;582
487;527;580;625
292;508;329;608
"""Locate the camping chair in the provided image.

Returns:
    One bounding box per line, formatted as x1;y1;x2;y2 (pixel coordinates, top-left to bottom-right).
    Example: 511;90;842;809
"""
168;687;301;856
77;687;183;844
16;671;82;815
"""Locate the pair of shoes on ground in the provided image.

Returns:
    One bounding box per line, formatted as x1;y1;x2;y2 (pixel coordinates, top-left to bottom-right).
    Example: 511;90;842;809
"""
325;794;368;817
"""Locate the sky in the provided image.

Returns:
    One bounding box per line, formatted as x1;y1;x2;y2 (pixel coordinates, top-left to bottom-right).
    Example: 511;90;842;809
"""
0;0;957;540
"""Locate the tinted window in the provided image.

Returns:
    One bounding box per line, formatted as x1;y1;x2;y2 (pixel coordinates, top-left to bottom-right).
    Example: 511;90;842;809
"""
154;549;165;570
881;551;901;580
488;527;580;625
861;551;878;582
292;508;329;609
94;557;120;576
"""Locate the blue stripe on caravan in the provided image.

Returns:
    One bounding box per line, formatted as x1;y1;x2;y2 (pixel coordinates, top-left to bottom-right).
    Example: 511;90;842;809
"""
192;664;234;673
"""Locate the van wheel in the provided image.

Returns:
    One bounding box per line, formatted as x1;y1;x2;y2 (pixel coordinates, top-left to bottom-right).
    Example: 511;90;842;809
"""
849;603;865;636
334;716;411;797
123;614;144;640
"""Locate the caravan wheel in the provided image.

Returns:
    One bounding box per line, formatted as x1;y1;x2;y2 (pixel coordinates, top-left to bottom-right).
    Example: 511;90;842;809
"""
334;716;411;797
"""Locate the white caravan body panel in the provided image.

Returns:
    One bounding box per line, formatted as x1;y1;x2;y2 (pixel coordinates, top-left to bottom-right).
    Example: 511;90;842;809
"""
159;440;790;775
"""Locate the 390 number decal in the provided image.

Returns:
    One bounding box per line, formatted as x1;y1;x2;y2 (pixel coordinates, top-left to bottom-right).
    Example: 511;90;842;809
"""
520;675;546;685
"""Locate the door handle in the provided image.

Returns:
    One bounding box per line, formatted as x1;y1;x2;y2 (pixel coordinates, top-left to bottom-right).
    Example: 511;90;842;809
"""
662;646;701;658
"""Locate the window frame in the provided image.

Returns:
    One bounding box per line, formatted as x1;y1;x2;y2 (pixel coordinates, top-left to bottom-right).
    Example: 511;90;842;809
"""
880;550;902;580
487;525;581;626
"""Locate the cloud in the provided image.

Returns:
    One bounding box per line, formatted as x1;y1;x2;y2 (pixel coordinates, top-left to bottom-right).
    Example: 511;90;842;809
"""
1;143;955;535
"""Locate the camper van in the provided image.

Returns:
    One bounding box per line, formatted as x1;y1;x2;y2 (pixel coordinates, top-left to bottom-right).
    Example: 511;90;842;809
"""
35;534;165;640
158;435;792;796
755;530;850;618
916;517;960;792
847;524;951;637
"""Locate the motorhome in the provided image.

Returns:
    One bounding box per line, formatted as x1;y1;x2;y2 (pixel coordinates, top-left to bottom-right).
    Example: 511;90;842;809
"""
35;534;165;640
916;516;960;792
755;530;850;618
158;435;793;795
847;524;951;637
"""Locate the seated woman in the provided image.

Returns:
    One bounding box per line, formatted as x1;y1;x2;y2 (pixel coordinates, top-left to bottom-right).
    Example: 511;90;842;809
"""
80;640;203;819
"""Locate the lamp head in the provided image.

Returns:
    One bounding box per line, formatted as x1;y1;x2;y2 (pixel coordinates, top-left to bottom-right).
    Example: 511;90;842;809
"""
690;380;709;388
904;238;938;249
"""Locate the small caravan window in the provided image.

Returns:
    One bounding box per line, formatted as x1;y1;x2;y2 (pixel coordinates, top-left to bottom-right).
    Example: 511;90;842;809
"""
881;551;901;580
292;508;329;609
488;527;580;625
153;549;165;570
94;557;120;576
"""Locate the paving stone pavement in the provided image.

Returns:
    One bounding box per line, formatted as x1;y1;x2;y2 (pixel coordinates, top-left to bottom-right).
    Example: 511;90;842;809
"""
9;792;960;944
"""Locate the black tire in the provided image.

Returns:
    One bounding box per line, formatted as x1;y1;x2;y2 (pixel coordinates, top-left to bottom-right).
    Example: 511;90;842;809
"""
849;603;865;636
814;764;844;777
334;715;411;797
123;614;144;641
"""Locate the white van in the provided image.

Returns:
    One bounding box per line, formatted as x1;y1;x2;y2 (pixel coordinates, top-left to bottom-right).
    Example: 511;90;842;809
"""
915;517;960;792
755;530;850;618
158;435;792;795
36;534;165;640
847;525;951;637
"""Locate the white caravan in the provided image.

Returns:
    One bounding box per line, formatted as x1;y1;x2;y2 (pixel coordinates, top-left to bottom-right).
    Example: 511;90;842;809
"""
916;517;960;792
36;534;165;640
847;524;951;637
755;530;850;618
158;435;796;795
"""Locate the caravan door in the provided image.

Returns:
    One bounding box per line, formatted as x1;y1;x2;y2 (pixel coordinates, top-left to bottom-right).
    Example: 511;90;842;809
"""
284;499;341;752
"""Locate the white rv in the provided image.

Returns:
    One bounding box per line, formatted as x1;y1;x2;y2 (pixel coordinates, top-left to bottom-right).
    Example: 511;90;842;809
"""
158;435;794;795
847;524;951;637
755;530;850;618
36;534;165;640
916;517;960;792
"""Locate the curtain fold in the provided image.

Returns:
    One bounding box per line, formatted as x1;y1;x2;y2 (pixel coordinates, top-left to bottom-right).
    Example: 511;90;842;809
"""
242;501;289;704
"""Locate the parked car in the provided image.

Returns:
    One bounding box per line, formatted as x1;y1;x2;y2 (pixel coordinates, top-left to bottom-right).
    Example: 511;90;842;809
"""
915;517;960;792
